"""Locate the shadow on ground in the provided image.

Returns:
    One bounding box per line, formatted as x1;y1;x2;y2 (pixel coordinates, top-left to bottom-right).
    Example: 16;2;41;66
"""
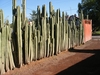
56;48;100;75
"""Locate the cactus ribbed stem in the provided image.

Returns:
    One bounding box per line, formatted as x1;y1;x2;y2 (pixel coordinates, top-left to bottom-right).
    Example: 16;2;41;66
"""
22;0;26;28
0;9;5;74
34;35;37;60
1;26;6;74
65;20;68;49
42;5;47;57
12;0;16;32
16;6;22;67
5;25;9;72
0;9;4;28
7;25;15;70
24;20;29;64
0;32;1;73
37;6;41;27
29;25;33;61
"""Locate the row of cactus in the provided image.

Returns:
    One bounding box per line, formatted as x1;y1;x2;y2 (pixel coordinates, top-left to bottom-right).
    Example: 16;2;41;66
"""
0;9;15;74
0;0;84;74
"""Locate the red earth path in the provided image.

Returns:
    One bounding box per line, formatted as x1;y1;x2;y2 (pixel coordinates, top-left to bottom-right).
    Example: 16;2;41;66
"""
3;36;100;75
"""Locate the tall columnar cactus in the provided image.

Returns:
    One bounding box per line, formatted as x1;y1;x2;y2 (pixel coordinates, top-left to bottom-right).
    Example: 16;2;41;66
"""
31;27;38;60
16;6;23;67
7;24;15;70
37;30;41;59
49;2;55;56
40;36;44;58
49;43;52;56
22;0;26;28
37;6;41;27
70;21;73;48
38;40;43;59
0;11;2;72
37;29;40;43
1;26;6;74
73;19;77;46
12;0;16;31
79;10;84;45
54;9;59;55
49;2;54;38
5;22;15;71
59;18;62;51
50;17;54;38
46;23;50;57
54;23;59;55
24;19;29;64
29;24;34;61
0;11;3;62
0;9;4;28
41;18;45;57
68;23;71;48
36;6;41;58
58;11;61;54
50;17;55;55
12;0;18;67
34;30;37;60
0;32;1;74
65;20;68;50
71;21;74;47
49;2;53;17
42;5;47;57
5;25;9;72
62;11;66;50
0;9;5;74
46;38;50;57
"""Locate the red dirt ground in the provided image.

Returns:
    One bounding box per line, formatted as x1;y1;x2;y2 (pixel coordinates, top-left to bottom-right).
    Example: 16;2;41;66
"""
2;38;100;75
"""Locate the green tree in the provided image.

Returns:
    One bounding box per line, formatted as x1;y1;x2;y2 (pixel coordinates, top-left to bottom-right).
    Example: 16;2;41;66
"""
29;10;37;21
78;0;100;31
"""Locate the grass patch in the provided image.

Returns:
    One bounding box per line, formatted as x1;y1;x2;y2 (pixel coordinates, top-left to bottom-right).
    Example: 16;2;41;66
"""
92;31;100;35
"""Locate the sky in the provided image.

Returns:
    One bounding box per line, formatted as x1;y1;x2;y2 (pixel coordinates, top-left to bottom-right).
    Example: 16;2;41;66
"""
0;0;81;23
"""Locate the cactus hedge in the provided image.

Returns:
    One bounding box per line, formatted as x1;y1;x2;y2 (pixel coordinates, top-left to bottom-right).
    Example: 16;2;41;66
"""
0;1;84;74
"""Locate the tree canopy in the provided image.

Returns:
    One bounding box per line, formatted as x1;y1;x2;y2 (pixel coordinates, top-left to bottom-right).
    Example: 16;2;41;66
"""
29;10;37;21
78;0;100;31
